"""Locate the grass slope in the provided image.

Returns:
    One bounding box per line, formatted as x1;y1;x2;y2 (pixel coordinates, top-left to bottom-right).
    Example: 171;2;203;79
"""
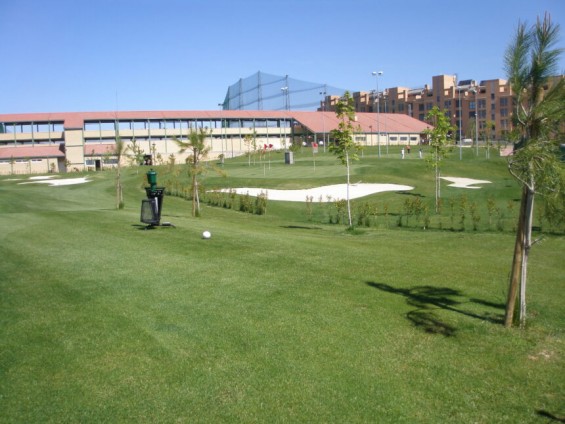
0;152;563;423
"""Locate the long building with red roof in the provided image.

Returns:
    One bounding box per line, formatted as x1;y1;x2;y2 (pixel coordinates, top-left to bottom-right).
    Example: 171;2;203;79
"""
0;110;430;175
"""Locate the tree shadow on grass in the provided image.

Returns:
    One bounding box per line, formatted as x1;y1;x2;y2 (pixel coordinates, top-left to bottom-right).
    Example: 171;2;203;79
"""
366;282;504;337
536;410;565;423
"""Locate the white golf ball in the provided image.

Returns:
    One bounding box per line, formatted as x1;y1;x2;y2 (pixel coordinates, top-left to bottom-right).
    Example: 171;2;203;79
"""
202;231;211;239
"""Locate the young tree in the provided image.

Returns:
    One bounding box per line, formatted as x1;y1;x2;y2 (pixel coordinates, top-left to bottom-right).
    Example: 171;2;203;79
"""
114;135;127;209
243;132;258;166
174;128;225;217
423;106;455;213
329;91;362;228
128;138;145;168
503;13;565;328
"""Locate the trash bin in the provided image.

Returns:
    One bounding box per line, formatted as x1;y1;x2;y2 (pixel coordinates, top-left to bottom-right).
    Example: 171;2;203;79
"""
141;169;165;226
284;151;294;165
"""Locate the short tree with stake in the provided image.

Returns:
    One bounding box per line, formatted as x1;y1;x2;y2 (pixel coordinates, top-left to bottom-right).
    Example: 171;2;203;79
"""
329;91;362;228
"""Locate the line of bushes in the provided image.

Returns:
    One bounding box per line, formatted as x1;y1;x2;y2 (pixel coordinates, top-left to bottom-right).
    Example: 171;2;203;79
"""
161;178;563;234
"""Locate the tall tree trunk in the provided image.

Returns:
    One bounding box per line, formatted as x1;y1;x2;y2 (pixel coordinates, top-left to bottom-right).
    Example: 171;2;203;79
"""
346;151;352;227
116;167;123;210
191;172;197;217
435;162;441;213
504;185;528;327
519;184;535;328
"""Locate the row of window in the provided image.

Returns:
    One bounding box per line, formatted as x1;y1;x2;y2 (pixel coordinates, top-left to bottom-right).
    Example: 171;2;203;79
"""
0;119;294;135
0;122;64;134
83;134;287;144
83;119;292;132
0;159;44;164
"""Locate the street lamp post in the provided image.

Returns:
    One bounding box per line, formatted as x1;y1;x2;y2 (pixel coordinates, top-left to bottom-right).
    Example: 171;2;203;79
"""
458;85;463;161
218;103;225;160
281;87;289;150
372;71;383;157
319;89;327;152
281;86;289;111
469;87;479;156
454;75;464;160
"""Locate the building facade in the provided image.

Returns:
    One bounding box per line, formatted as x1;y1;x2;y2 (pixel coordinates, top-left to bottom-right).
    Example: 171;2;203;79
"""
0;110;429;175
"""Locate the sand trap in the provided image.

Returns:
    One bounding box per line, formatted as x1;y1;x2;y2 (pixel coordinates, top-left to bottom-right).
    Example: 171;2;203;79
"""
29;175;57;180
441;177;491;189
213;183;414;202
19;177;91;186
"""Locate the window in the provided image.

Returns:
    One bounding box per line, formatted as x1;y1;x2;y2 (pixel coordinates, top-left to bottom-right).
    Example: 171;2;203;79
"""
469;101;476;110
390;136;398;141
355;136;366;142
444;100;452;109
500;108;508;117
418;104;424;111
500;97;509;107
426;103;433;110
478;99;486;109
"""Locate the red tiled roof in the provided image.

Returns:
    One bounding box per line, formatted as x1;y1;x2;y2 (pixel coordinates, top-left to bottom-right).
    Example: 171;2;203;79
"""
290;111;431;134
0;110;430;133
0;145;65;159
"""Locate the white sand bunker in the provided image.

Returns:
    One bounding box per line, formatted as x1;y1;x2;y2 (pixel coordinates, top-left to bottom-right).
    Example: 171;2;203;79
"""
19;177;91;186
441;177;491;189
213;183;414;202
29;175;57;180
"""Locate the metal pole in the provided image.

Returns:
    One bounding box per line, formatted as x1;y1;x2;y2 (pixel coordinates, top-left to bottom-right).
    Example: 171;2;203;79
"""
320;88;326;153
372;71;383;157
475;88;479;156
455;75;462;160
458;87;462;160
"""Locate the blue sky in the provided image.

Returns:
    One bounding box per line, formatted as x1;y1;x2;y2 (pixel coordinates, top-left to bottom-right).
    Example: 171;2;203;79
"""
1;0;564;113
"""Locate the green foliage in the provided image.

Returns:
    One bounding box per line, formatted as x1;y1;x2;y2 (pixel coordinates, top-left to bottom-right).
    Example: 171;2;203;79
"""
174;128;225;217
329;91;362;227
329;91;362;165
503;13;565;327
424;106;456;212
127;138;145;166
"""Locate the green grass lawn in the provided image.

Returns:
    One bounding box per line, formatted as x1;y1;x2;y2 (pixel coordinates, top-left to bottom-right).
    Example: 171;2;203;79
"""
0;149;563;423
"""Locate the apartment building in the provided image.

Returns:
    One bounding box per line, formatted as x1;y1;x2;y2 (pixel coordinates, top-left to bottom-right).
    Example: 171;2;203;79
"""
322;74;558;142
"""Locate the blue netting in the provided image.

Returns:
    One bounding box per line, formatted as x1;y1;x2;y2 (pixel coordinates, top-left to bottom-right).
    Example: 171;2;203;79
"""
222;71;346;111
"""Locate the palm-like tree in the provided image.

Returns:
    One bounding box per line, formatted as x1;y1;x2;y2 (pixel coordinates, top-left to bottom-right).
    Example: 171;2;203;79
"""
503;13;565;328
174;128;212;217
329;91;362;228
